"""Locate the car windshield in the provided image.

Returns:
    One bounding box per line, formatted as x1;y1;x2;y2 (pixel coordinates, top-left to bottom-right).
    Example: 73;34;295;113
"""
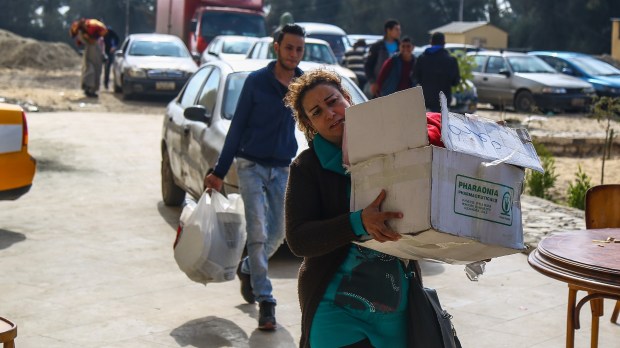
303;43;337;64
264;42;337;65
507;56;556;73
308;34;348;60
129;41;190;57
222;71;365;120
572;57;620;76
200;12;266;42
221;40;254;55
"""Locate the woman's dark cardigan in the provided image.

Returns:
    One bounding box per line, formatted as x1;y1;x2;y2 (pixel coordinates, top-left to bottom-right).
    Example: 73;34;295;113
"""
285;145;422;348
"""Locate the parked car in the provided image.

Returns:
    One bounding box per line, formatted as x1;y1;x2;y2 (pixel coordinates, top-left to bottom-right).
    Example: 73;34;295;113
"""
200;35;259;65
415;43;484;58
296;22;350;64
161;59;367;205
245;36;359;84
0;103;36;200
112;33;198;99
467;50;596;112
529;51;620;98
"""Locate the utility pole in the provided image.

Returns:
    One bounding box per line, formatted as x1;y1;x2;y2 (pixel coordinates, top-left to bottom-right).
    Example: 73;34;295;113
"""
459;0;464;21
125;0;130;38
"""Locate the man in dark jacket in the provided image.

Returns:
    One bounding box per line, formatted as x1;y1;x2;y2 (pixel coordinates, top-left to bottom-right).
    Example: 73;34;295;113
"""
204;24;305;331
414;32;460;112
364;19;401;98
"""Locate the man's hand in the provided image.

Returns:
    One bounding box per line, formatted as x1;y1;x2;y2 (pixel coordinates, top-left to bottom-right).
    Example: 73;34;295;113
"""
361;189;403;243
370;83;379;97
204;173;223;192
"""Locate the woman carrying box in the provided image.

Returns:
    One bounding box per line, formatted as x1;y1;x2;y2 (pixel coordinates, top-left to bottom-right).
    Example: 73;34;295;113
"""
284;69;438;348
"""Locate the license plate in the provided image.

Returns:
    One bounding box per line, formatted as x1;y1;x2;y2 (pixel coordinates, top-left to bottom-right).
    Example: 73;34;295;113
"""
571;98;585;107
156;81;175;90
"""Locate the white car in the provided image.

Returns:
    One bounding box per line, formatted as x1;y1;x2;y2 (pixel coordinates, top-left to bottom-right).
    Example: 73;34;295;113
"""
112;33;197;99
245;36;359;85
161;59;367;205
296;22;350;64
200;35;259;65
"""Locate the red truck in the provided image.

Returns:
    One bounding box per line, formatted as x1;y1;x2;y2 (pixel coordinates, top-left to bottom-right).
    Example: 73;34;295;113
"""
156;0;266;59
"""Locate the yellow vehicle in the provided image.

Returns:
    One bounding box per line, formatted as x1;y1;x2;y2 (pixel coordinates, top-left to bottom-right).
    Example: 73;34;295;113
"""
0;103;36;200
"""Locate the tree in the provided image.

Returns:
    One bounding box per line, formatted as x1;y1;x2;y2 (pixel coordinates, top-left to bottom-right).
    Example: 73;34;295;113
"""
590;96;620;184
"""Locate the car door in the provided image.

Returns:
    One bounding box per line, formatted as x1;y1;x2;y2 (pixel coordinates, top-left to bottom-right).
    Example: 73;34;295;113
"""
164;66;212;190
113;38;130;88
482;56;514;106
185;66;222;197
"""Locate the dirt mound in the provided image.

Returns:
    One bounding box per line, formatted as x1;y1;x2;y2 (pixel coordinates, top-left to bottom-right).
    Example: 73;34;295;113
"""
0;29;81;70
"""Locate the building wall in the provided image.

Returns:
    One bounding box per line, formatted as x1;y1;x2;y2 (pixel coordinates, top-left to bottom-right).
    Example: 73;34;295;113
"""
443;25;507;49
612;19;620;61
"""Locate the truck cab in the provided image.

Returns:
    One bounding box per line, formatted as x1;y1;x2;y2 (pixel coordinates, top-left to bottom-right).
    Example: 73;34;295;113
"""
156;0;266;61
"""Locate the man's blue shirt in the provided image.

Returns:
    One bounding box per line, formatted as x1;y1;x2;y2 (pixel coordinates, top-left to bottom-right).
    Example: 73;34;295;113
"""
213;61;303;178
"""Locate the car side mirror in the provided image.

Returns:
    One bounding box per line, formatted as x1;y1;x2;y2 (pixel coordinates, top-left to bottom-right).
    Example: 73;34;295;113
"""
499;69;511;77
184;105;212;126
190;20;197;33
114;50;123;57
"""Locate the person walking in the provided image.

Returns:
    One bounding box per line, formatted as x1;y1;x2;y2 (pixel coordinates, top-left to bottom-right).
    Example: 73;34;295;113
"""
342;38;367;89
364;19;401;98
203;23;305;331
414;32;460;112
69;18;108;98
376;36;416;97
103;26;120;90
284;69;432;348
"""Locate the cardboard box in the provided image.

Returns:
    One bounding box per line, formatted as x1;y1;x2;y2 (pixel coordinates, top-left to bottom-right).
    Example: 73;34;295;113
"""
345;88;542;263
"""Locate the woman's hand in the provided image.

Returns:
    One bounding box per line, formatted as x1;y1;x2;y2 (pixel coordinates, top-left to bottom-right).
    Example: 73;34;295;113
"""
361;189;403;243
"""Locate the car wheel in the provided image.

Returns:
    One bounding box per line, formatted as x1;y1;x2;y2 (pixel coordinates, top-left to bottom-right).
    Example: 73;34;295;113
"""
122;78;132;100
161;149;185;206
514;91;535;113
113;79;122;93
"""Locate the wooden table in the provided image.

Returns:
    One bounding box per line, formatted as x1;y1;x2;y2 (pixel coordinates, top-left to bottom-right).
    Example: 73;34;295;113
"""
528;228;620;348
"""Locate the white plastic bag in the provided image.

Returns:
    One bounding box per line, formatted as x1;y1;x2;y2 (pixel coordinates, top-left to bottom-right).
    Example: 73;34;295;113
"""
174;190;246;284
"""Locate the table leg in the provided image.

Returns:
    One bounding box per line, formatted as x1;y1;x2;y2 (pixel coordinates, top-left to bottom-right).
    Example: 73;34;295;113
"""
589;296;602;348
567;287;577;348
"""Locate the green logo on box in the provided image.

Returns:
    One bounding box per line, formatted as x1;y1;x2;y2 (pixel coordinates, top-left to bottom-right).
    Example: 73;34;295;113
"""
454;175;514;226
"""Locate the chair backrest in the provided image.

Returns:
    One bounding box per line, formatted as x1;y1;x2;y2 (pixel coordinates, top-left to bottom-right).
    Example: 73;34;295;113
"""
585;184;620;229
0;316;17;347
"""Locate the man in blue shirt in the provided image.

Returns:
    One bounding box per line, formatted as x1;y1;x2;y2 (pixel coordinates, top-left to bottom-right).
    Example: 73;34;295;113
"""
364;19;401;98
204;24;305;331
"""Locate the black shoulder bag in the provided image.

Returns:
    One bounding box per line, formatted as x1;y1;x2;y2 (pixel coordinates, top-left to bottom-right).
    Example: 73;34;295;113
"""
408;264;463;348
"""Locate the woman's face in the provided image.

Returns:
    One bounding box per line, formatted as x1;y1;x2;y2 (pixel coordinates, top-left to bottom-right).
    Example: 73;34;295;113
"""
302;84;351;146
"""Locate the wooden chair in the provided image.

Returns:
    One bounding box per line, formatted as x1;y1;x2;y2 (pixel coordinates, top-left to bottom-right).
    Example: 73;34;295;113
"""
0;317;16;348
578;184;620;347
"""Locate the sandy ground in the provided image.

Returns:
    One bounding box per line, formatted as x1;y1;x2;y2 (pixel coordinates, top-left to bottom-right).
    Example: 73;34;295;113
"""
1;67;618;206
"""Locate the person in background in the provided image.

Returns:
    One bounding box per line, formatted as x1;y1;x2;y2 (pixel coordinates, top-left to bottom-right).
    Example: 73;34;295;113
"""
103;26;120;90
376;36;416;97
284;69;435;348
364;19;401;98
414;31;460;112
342;38;367;89
69;18;108;98
204;23;305;331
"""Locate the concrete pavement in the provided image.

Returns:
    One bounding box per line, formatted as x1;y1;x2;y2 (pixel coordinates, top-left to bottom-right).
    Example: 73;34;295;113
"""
0;111;618;347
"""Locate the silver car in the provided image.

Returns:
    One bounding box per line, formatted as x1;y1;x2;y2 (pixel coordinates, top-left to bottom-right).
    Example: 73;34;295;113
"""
161;59;367;205
199;35;259;65
112;33;197;100
467;51;595;112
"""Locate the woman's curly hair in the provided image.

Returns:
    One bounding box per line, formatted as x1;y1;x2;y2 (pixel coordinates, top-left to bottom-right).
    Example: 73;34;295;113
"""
285;69;352;141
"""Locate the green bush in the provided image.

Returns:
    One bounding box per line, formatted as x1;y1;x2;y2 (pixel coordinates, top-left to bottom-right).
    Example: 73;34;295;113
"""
525;143;558;199
566;165;592;210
